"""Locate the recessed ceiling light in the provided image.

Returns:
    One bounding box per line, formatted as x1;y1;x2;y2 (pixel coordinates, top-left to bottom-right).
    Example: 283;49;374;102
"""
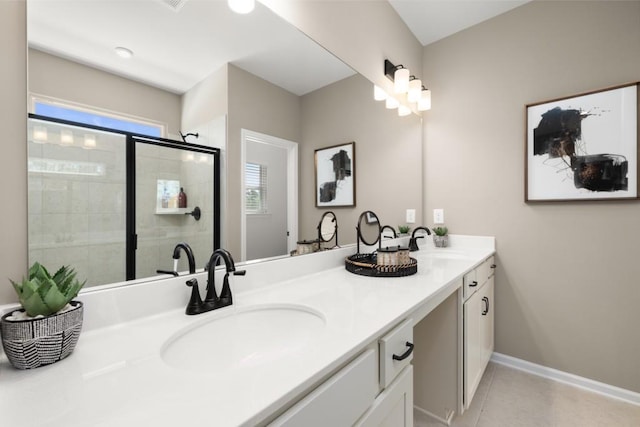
115;46;134;59
228;0;254;14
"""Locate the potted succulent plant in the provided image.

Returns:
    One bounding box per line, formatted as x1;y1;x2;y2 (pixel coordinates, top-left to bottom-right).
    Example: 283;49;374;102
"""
1;262;86;369
432;226;449;247
398;225;411;235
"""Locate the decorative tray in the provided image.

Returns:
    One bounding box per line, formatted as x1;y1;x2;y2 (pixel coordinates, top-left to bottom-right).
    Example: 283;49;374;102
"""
345;253;418;278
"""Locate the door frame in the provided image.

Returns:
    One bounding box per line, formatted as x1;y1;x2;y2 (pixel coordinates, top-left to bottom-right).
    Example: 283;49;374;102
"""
240;129;298;261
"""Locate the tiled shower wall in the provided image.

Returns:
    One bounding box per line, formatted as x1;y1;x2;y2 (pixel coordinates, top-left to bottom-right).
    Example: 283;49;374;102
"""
136;144;215;278
28;120;126;286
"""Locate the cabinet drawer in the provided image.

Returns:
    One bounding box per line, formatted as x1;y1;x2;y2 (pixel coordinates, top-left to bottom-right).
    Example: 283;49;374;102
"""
379;319;413;389
270;349;377;427
477;256;495;284
463;269;478;300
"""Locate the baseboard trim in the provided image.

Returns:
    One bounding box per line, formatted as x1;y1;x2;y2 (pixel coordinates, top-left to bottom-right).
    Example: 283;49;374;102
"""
413;404;455;426
491;352;640;406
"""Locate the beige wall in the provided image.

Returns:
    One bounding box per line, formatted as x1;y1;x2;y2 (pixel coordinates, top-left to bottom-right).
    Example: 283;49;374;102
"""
181;65;228;131
0;1;27;305
300;73;423;243
227;64;302;257
423;0;640;391
29;49;182;138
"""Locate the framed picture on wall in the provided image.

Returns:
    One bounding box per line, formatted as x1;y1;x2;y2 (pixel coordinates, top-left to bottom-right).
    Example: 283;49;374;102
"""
525;82;639;202
315;142;356;207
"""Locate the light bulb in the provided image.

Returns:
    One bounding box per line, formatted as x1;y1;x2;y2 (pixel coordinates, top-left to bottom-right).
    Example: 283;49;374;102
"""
398;105;411;117
228;0;254;14
407;79;422;103
385;97;399;109
60;129;74;145
418;89;432;111
83;134;97;149
33;126;48;143
373;85;387;101
394;67;410;93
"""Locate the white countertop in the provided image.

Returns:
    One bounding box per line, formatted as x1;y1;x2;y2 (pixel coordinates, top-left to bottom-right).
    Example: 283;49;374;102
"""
0;236;494;427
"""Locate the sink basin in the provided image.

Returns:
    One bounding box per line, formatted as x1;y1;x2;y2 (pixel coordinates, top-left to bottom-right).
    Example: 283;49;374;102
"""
161;304;325;373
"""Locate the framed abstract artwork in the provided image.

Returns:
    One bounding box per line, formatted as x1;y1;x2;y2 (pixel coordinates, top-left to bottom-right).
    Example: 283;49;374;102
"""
315;142;355;207
525;82;639;202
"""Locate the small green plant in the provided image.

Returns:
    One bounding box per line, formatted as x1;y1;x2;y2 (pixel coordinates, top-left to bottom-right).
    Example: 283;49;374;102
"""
10;262;86;317
432;226;448;236
398;225;411;234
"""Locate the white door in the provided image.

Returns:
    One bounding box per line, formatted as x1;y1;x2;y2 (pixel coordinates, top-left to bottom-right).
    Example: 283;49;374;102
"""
241;130;298;261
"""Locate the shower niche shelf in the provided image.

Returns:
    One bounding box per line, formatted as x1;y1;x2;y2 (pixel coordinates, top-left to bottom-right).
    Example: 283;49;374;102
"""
155;208;190;215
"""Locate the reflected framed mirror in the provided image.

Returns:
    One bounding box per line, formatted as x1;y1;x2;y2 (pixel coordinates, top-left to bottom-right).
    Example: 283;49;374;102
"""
356;210;381;253
317;211;338;248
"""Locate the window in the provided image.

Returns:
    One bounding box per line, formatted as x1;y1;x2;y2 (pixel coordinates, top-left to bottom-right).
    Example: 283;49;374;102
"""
245;162;268;214
32;98;164;138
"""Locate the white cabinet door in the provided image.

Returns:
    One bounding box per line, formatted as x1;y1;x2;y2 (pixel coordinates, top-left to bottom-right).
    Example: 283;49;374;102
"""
463;287;483;408
355;365;413;427
480;276;495;370
464;270;495;409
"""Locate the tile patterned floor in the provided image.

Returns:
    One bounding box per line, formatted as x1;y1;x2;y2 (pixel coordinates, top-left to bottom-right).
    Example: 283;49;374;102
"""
415;362;640;427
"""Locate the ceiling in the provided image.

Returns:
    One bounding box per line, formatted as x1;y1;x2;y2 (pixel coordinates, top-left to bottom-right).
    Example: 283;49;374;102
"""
28;0;531;96
389;0;532;46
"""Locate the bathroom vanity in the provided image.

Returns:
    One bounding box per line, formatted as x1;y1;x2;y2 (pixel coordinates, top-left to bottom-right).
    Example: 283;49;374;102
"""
0;236;495;426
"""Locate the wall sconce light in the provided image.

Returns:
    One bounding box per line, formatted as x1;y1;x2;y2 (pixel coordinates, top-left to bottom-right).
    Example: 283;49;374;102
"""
228;0;255;14
398;105;411;117
83;134;97;149
407;78;422;103
384;59;432;112
385;96;399;109
374;85;387;101
418;88;432;111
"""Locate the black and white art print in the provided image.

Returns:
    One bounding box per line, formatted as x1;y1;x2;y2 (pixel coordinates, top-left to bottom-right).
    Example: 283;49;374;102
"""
315;142;355;207
526;83;638;201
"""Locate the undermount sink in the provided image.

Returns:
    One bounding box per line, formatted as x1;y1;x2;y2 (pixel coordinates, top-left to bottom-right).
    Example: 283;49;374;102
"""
161;304;326;374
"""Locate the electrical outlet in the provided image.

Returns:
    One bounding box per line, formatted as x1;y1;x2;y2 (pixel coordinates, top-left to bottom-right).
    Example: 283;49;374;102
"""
406;209;416;224
433;208;444;224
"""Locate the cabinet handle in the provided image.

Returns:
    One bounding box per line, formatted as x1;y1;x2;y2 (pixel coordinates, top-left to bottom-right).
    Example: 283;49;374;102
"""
490;264;496;269
469;281;478;287
392;341;414;361
482;297;490;315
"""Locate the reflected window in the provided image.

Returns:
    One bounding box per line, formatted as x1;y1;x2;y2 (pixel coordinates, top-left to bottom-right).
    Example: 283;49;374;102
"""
245;162;268;214
33;99;164;137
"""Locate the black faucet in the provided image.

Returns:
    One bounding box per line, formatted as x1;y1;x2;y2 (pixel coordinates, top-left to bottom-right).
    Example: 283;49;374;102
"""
381;225;397;239
409;226;431;251
185;248;246;315
157;242;196;277
173;242;196;274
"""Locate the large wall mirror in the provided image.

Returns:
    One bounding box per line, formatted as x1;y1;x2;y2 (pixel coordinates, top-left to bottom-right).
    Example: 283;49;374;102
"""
27;0;423;289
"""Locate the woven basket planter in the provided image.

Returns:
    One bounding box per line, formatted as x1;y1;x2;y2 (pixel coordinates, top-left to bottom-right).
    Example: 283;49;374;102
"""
1;301;83;370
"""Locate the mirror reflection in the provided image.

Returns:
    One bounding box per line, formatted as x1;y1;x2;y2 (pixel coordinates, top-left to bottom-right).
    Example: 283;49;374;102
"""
318;211;338;246
357;211;381;249
26;0;423;290
27;117;219;286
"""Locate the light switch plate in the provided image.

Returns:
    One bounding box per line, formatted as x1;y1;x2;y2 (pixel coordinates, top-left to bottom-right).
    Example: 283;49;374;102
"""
406;209;416;224
433;209;444;224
